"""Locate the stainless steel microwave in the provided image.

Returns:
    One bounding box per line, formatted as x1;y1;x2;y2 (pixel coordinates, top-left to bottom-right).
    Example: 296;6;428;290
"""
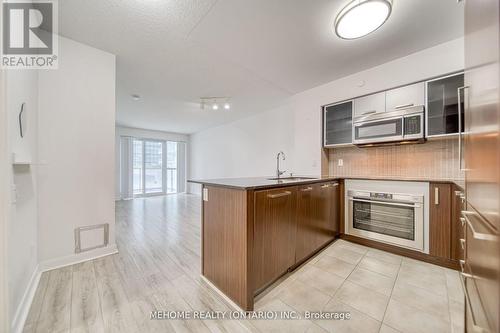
352;106;425;146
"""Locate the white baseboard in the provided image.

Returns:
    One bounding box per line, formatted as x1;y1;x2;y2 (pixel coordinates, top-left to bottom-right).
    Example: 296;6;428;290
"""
39;244;118;272
11;244;119;333
10;265;41;333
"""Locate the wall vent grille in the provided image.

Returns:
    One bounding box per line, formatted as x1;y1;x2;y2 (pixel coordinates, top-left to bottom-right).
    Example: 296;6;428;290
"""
74;223;109;253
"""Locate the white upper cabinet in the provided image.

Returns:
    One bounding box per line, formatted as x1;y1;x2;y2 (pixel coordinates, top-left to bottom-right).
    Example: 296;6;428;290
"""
385;82;425;112
353;92;386;118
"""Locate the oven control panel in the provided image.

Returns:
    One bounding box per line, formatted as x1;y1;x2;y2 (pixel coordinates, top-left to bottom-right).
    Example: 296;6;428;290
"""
370;192;393;200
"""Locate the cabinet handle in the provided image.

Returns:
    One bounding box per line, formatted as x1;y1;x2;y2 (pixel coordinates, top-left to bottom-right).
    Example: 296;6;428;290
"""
321;184;331;189
460;238;465;250
462;211;498;242
267;191;292;199
395;103;414;109
457;86;469;172
331;182;339;187
434;187;439;205
459;259;465;271
455;190;463;197
300;187;313;192
460;217;466;228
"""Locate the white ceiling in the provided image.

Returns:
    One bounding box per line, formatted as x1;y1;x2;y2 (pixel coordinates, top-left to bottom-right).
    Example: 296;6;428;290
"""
59;0;464;134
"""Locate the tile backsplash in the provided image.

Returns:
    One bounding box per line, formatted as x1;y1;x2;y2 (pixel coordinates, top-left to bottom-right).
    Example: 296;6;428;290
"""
329;138;465;181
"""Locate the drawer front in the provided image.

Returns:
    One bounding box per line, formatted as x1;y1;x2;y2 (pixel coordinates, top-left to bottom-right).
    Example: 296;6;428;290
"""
253;187;297;291
463;208;500;332
386;82;425;112
295;184;318;263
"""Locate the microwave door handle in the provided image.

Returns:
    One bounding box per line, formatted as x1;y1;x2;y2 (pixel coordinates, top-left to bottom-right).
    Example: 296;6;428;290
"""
355;114;406;126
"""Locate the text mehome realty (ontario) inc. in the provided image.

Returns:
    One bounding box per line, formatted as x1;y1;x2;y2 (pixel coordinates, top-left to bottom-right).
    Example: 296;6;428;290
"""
150;310;352;321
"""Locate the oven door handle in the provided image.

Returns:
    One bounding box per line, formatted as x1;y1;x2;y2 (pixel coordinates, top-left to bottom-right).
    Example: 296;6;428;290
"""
349;197;421;208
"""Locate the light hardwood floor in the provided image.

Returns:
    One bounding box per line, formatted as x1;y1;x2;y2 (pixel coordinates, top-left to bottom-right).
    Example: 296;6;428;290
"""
23;194;464;333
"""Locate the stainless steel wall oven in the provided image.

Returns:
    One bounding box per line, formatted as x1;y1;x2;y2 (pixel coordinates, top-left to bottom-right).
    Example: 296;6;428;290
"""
347;190;424;251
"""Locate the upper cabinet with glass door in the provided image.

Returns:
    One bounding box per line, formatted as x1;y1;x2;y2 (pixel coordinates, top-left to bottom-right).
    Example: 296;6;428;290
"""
323;101;353;147
426;73;465;137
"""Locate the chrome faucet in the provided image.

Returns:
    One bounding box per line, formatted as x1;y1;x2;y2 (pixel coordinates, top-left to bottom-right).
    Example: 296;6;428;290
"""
276;151;286;178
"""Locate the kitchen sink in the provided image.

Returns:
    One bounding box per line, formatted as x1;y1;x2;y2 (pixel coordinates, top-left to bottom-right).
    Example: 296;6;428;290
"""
267;177;317;181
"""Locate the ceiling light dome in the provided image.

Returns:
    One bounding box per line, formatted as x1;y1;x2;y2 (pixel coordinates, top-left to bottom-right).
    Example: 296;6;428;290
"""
334;0;392;40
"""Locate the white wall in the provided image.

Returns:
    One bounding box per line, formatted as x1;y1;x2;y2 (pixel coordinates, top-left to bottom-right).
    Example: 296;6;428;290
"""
115;126;189;198
189;102;295;194
5;69;39;330
3;36;116;332
0;20;11;329
37;36;116;264
189;38;465;192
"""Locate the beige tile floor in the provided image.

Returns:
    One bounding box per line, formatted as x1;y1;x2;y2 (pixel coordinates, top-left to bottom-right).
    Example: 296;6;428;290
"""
23;194;465;333
255;239;465;333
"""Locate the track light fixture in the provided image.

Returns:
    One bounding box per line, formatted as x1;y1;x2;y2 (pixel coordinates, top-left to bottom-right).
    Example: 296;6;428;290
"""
200;97;231;110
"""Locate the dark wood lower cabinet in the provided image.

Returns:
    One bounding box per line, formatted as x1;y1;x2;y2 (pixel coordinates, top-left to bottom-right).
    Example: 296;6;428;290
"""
201;180;341;310
316;182;339;247
428;182;467;267
253;187;297;291
202;186;252;310
330;182;340;236
428;182;469;269
295;185;318;263
429;183;452;258
295;182;340;264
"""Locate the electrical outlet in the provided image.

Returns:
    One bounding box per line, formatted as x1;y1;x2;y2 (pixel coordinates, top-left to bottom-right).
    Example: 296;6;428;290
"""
338;159;344;167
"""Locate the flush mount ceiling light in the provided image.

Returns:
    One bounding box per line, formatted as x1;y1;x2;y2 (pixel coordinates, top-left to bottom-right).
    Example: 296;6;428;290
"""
200;97;231;110
131;94;141;101
334;0;392;40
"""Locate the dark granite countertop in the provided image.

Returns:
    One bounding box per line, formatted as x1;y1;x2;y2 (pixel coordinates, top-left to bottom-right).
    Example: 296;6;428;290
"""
188;176;340;190
189;175;465;190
